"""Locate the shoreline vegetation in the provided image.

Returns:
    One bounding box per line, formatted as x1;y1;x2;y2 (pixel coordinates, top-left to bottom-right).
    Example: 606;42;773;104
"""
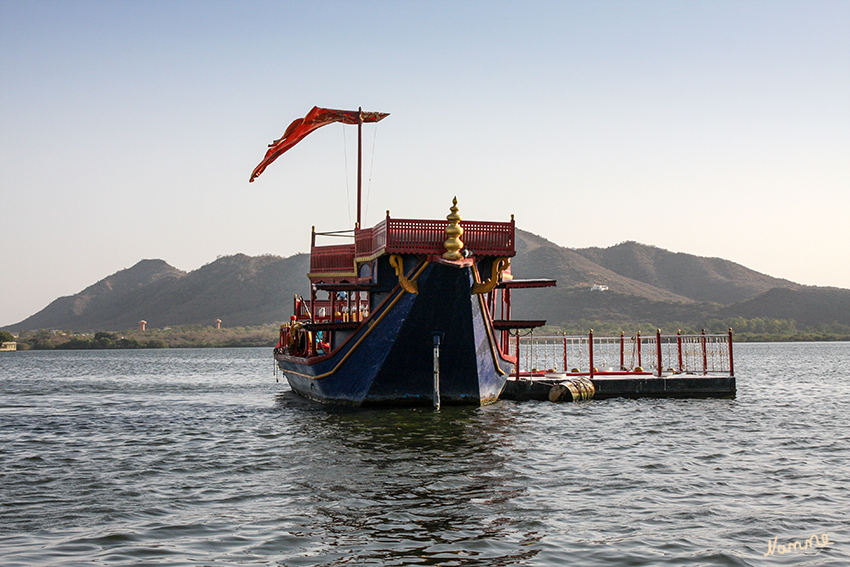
6;325;281;350
4;317;850;350
544;317;850;343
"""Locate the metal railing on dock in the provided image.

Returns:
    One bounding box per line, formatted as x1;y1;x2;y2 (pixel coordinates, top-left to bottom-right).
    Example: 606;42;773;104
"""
510;329;734;379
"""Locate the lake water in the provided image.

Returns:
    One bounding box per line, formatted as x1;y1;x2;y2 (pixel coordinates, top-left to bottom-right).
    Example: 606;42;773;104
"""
1;343;847;566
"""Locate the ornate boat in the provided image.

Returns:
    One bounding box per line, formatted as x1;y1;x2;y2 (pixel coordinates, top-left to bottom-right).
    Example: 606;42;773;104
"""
251;107;553;407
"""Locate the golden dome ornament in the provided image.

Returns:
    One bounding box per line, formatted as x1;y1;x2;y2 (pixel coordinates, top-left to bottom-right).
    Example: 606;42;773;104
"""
443;196;464;260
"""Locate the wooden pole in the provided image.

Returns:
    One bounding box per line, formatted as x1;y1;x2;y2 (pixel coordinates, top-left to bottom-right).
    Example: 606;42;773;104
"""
515;331;520;379
564;333;568;373
677;330;683;372
432;333;442;410
656;329;662;377
357;107;362;229
728;328;735;377
637;331;642;368
620;332;624;371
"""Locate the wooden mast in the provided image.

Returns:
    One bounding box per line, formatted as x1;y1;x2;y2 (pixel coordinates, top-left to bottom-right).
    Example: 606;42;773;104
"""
357;107;362;229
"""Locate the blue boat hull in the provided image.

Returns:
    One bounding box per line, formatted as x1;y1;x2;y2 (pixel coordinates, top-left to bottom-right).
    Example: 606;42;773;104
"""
276;262;514;407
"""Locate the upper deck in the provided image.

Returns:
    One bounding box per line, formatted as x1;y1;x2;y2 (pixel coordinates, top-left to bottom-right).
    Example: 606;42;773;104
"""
310;213;516;276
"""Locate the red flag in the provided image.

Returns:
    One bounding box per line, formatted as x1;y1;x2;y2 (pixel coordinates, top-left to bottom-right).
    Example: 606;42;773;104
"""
249;106;389;182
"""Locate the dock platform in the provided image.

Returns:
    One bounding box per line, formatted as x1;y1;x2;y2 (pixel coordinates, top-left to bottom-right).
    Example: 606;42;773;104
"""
496;329;736;402
501;373;736;402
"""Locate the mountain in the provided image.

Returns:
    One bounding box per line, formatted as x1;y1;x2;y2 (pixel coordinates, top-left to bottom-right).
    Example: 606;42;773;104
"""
718;286;850;327
7;260;186;332
501;231;850;327
572;240;800;304
514;231;695;302
6;254;310;332
4;229;850;332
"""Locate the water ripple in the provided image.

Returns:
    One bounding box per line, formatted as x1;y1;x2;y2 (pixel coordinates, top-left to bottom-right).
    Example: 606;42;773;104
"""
1;345;849;565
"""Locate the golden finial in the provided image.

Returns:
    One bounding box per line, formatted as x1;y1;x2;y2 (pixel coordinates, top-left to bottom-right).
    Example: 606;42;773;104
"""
443;196;464;260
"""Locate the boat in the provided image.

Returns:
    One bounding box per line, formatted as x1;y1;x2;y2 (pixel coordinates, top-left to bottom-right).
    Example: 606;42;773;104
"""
251;106;553;407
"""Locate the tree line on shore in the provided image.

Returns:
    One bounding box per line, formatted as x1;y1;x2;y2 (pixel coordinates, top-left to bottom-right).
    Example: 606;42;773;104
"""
8;324;281;350
547;317;850;342
5;317;850;351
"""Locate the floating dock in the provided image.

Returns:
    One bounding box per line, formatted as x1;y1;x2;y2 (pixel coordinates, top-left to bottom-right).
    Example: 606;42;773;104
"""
497;330;736;402
501;373;736;402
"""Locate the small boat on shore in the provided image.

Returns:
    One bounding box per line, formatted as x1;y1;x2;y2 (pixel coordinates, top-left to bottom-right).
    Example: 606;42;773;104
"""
251;107;551;407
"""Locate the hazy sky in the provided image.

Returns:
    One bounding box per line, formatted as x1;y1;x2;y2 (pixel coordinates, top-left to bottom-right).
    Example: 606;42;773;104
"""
2;0;848;327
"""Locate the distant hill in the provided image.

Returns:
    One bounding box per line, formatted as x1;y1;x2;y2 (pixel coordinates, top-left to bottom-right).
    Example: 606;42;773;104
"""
5;254;310;332
7;259;187;332
718;286;850;327
513;231;695;302
4;229;850;333
573;240;800;303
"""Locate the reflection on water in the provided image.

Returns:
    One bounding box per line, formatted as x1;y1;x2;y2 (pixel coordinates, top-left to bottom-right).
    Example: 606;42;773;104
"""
273;394;543;565
1;345;849;566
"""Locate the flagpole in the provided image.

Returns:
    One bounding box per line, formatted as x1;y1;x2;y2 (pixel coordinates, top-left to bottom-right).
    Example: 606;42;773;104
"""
357;107;362;229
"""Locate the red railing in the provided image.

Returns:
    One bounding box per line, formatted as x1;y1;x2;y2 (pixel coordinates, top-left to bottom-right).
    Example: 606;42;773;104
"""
354;222;387;257
384;218;445;253
312;215;515;270
355;216;514;258
298;299;370;322
509;330;735;378
309;243;356;274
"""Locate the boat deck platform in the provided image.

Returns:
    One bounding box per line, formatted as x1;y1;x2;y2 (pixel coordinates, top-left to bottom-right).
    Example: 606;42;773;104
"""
501;373;736;402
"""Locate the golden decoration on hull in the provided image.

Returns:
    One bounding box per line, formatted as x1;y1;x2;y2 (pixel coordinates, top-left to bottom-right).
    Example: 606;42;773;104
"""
390;254;419;295
472;257;511;295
